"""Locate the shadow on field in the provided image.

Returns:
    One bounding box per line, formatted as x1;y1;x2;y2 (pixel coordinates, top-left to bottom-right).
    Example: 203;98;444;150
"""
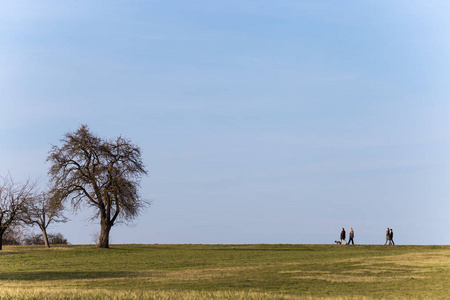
0;252;23;256
0;271;139;281
196;248;317;252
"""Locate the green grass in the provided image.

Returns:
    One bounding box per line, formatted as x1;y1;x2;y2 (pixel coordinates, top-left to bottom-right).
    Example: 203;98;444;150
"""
0;244;449;299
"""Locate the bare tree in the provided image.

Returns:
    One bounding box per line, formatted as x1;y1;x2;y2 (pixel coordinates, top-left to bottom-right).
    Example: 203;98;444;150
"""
0;175;35;250
47;125;148;248
21;191;68;248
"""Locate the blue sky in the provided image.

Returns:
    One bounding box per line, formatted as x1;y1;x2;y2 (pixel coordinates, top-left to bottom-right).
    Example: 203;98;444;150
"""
1;1;449;245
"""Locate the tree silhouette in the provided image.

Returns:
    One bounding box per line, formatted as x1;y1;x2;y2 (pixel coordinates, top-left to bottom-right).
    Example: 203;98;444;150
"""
22;190;67;248
47;125;148;248
0;175;35;250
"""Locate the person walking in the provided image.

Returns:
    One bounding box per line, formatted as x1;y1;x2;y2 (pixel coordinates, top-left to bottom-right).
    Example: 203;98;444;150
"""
384;228;390;245
389;229;395;245
348;228;354;245
340;228;347;244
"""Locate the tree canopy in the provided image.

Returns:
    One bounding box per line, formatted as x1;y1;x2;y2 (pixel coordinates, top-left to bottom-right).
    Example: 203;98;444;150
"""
47;125;148;248
21;190;67;248
0;175;35;250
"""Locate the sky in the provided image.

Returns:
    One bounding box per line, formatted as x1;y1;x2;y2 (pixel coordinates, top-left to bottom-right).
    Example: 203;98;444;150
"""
1;0;450;245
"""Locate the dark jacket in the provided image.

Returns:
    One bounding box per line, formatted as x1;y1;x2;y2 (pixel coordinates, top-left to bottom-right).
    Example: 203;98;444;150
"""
340;230;346;240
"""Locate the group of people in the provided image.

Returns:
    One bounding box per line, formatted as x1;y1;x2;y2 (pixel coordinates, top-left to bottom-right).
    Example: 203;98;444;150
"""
337;227;354;245
384;227;395;245
336;227;395;245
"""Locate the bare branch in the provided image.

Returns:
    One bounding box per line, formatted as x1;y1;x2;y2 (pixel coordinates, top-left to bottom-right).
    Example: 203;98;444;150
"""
0;175;37;250
47;125;148;248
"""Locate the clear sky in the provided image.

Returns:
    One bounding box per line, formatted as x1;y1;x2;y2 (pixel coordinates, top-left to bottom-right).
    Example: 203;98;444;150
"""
1;1;449;245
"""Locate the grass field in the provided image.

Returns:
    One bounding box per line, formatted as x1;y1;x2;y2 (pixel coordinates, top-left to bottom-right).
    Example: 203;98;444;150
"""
0;244;448;299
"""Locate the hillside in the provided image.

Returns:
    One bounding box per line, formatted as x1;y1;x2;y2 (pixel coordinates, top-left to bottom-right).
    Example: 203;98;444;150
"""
0;244;448;299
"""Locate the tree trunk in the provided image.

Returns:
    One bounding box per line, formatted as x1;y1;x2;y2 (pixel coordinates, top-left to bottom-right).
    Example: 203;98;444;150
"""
98;219;112;248
0;232;3;251
42;228;50;248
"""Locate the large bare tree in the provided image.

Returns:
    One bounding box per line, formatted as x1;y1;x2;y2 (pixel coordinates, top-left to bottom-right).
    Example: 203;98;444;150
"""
47;125;148;248
21;190;67;248
0;175;35;250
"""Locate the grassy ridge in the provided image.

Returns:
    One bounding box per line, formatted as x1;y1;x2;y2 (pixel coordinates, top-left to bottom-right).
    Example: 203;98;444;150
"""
0;244;448;299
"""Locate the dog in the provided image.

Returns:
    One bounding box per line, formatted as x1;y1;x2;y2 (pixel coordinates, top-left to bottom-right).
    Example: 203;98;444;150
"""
334;240;341;244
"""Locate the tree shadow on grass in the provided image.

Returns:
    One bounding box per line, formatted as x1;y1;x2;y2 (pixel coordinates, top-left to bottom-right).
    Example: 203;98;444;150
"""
0;271;142;281
197;247;317;252
0;251;24;256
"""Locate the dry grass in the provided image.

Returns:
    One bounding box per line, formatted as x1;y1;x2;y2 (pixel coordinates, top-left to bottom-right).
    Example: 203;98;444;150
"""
0;288;378;300
281;250;449;284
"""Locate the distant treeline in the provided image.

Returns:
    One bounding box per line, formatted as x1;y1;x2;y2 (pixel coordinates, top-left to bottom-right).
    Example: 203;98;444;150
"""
3;228;68;246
